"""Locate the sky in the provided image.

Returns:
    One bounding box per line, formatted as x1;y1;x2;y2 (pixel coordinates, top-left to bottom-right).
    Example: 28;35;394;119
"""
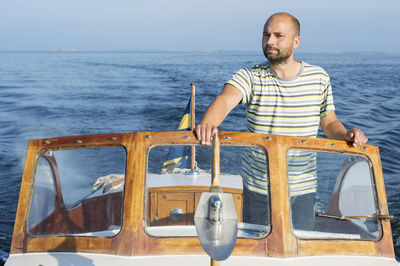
0;0;399;53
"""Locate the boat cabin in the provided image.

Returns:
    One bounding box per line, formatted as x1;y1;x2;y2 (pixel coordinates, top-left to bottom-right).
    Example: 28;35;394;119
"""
6;131;399;265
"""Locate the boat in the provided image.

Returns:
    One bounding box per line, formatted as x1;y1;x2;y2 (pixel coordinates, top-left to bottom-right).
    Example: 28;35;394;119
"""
5;84;400;265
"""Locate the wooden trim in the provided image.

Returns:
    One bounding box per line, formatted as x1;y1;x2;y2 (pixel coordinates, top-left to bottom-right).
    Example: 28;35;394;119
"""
147;186;243;225
10;140;40;253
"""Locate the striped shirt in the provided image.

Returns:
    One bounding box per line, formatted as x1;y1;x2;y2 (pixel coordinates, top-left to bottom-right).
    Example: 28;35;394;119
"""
227;61;335;196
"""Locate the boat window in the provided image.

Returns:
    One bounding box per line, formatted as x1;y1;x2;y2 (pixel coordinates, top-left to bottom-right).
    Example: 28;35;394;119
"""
27;147;126;237
145;145;270;239
28;153;57;230
287;150;380;240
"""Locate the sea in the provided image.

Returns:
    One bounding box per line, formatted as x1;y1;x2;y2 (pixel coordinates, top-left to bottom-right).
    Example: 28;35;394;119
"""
0;50;399;264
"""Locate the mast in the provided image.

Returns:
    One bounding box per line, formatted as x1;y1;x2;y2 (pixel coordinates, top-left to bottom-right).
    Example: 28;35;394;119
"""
190;82;196;171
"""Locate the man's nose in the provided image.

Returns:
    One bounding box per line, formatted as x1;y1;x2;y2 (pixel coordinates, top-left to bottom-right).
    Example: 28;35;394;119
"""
266;35;275;45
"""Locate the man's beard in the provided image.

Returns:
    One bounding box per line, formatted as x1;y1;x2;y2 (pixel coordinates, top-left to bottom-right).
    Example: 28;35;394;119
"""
263;46;292;64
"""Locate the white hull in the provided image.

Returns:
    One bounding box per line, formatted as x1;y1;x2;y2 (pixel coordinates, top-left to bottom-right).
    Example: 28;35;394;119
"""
6;253;400;266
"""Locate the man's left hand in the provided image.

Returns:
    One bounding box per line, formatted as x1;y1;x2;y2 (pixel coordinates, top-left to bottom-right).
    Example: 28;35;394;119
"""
344;128;368;147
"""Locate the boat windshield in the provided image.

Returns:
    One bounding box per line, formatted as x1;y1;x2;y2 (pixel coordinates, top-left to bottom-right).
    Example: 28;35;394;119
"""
27;147;126;237
145;144;271;239
288;149;381;240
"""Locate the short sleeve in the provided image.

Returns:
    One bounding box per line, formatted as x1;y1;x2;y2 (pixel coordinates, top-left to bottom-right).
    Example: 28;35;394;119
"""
225;67;253;105
320;77;335;118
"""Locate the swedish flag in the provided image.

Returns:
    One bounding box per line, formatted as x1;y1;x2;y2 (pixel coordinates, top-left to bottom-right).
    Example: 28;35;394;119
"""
176;99;191;131
162;99;191;173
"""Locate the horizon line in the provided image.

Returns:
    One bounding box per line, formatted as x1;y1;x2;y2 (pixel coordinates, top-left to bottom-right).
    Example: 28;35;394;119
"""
0;49;399;55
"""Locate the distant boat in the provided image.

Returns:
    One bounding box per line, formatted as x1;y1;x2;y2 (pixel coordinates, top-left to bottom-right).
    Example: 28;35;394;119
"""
48;48;78;52
196;49;218;53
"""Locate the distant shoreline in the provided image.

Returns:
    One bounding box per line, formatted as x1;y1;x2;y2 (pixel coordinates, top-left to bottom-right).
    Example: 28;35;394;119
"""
0;50;399;56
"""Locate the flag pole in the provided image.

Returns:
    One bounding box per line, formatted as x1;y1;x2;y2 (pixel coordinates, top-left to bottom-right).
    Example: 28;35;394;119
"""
190;82;196;171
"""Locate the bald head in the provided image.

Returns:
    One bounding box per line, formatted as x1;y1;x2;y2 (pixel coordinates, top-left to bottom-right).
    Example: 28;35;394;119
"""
266;12;300;36
262;12;301;64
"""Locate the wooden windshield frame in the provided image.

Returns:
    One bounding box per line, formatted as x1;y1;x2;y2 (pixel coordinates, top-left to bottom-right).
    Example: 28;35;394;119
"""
10;131;394;258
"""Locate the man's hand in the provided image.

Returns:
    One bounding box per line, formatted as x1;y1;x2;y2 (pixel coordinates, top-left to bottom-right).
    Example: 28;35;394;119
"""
344;128;368;147
321;111;368;147
195;123;218;145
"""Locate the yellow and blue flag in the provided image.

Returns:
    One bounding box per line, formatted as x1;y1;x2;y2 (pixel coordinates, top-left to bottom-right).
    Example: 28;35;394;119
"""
176;99;191;131
162;99;191;173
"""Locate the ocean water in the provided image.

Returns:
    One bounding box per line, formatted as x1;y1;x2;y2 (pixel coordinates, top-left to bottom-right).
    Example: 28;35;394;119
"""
0;51;399;263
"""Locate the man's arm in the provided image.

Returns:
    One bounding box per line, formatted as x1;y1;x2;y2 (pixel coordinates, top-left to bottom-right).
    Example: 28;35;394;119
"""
320;110;368;146
195;84;243;145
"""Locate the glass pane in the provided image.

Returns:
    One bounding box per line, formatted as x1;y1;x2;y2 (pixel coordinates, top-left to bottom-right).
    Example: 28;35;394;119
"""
146;145;270;239
339;159;375;216
28;154;56;230
288;150;380;240
28;147;126;237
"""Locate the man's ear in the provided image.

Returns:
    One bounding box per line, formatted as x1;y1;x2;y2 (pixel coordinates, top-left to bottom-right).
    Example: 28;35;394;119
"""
293;36;301;50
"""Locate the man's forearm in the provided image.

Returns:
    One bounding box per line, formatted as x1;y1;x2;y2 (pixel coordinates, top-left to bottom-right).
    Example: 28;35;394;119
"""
196;84;243;145
323;120;347;140
320;111;347;140
195;96;231;145
321;116;368;146
199;95;231;127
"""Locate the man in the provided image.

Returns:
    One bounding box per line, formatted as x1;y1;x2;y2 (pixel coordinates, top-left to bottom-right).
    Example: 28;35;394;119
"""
195;12;368;228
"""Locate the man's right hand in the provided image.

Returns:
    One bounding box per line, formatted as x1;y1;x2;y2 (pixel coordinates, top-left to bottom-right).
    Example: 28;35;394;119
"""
195;123;219;145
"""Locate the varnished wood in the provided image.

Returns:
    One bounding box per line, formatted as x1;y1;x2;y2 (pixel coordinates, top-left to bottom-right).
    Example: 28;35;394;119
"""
148;186;243;225
211;258;219;266
9;131;395;259
211;133;220;189
190;83;196;171
157;191;194;225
